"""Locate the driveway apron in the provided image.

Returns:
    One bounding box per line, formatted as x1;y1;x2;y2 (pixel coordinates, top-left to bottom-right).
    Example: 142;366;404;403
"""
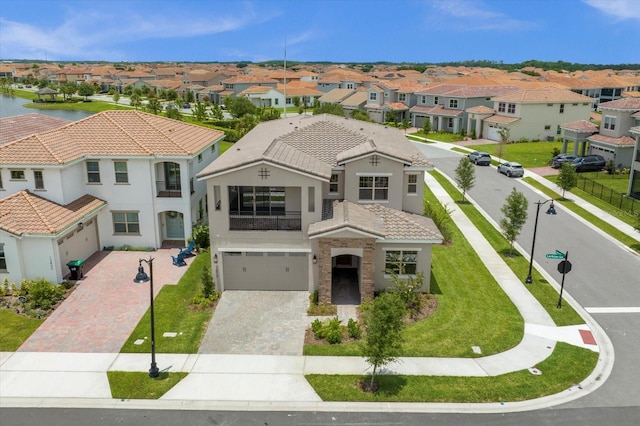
17;249;193;353
198;291;309;356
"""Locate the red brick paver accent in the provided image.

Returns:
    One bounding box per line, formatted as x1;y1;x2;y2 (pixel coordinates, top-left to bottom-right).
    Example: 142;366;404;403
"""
580;329;597;346
18;249;194;353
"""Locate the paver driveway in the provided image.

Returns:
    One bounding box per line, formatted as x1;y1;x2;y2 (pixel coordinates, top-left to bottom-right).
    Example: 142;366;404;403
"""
18;249;194;353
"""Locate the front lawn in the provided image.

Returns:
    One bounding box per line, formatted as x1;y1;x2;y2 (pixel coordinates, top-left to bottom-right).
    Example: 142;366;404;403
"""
120;251;215;354
0;310;43;351
410;131;464;142
470;141;575;168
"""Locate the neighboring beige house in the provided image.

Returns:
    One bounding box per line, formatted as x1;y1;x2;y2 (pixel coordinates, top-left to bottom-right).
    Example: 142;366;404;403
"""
481;87;594;141
197;114;443;304
629;121;640;200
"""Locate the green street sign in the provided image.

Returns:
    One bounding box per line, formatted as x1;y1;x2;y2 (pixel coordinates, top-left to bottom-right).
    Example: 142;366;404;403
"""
555;250;565;257
546;253;565;259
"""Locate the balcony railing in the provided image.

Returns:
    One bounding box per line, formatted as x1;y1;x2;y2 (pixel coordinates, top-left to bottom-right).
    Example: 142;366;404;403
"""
156;181;182;198
229;211;301;231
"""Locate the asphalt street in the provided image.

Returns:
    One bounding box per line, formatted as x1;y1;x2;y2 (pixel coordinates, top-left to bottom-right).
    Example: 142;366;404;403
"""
414;142;640;409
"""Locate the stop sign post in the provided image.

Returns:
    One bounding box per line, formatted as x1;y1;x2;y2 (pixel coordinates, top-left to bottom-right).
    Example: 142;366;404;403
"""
557;251;571;309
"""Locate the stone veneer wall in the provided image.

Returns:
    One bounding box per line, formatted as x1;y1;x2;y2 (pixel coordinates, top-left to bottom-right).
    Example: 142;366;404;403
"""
317;237;376;305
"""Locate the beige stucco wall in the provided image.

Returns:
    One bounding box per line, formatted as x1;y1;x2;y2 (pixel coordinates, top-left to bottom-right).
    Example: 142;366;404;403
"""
374;242;433;293
343;156;405;210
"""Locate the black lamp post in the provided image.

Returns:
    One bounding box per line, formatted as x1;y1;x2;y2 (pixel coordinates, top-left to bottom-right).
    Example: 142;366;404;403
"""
525;199;557;284
133;257;160;378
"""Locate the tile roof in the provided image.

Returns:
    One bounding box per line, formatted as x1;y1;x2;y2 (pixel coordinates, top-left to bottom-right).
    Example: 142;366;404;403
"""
0;114;70;146
416;84;520;98
0;110;225;166
466;105;495;114
197;114;432;180
587;134;636;146
318;89;355;103
0;190;106;236
598;97;640;110
560;120;598;133
484;115;521;124
491;86;593;103
411;104;463;117
340;91;368;107
308;201;443;242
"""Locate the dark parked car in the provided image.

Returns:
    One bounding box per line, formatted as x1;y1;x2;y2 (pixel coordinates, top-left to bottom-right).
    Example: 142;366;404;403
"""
570;155;605;172
182;102;191;109
551;153;577;168
467;151;492;166
497;161;524;177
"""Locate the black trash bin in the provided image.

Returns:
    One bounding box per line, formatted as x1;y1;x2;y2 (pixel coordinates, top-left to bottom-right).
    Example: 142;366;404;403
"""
67;259;85;280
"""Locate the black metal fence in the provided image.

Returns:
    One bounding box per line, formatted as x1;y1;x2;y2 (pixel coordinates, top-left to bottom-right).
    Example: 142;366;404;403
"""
576;174;637;214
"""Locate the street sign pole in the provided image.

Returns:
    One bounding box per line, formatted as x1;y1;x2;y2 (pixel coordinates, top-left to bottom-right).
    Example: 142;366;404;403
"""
557;251;569;308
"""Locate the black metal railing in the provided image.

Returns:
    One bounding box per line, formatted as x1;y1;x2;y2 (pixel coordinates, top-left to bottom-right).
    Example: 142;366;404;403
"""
576;174;638;213
156;181;182;198
229;211;301;231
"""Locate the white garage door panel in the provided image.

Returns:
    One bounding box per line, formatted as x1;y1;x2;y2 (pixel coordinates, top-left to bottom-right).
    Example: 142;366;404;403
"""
58;220;99;278
487;125;501;141
223;253;308;290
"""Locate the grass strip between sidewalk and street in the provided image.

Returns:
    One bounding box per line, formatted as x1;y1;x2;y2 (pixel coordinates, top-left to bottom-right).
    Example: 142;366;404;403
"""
108;371;188;400
524;178;640;254
430;171;583;326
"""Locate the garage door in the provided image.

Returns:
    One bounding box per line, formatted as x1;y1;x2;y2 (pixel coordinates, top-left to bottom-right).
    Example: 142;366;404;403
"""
487;125;501;141
222;251;308;291
58;218;99;278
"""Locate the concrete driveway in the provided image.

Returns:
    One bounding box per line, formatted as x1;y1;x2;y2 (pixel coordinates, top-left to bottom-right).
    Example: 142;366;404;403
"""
18;249;194;353
198;291;310;356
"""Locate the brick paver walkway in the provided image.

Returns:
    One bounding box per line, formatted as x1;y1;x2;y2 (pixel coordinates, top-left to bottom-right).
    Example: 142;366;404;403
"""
18;249;194;353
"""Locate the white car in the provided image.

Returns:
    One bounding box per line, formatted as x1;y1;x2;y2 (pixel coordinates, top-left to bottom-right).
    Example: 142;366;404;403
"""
497;162;524;177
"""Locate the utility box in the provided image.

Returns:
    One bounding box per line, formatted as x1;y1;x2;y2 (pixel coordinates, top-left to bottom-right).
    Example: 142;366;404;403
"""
67;259;85;280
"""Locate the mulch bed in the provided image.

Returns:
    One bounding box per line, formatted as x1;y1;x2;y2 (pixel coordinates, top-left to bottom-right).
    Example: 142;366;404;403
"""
0;282;79;319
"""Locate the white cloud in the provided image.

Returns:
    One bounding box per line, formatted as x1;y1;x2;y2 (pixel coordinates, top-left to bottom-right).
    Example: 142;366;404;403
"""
582;0;640;21
429;0;536;31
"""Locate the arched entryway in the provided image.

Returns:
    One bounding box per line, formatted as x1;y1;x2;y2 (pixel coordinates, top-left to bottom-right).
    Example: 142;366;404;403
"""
332;254;361;304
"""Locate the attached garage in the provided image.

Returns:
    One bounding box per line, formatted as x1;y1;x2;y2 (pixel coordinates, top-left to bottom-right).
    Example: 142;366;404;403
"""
487;125;501;141
221;251;309;291
58;218;99;278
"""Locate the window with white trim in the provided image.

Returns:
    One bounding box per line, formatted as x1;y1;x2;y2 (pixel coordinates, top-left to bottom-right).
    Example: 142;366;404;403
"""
398;93;406;102
359;176;389;201
421;95;427;104
114;161;128;183
86;161;100;183
447;118;454;128
449;99;458;108
434;96;439;105
112;211;140;234
0;170;3;189
369;92;377;101
559;104;565;114
385;250;418;275
10;170;25;180
329;174;339;193
498;102;506;112
407;175;417;194
0;244;7;271
604;116;616;130
507;103;516;114
34;170;44;189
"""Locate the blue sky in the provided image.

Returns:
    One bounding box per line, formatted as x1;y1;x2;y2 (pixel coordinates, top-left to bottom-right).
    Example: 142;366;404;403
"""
0;0;638;64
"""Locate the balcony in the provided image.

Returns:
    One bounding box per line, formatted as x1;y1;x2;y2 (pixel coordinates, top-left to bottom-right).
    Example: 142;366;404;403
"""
229;211;301;231
156;181;182;198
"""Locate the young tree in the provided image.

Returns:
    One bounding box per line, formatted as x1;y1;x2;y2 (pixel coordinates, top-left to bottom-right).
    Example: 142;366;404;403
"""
454;157;476;202
145;98;161;115
496;127;510;160
557;162;577;199
500;187;529;256
77;82;95;100
422;117;432;135
192;101;208;122
129;93;142;110
165;107;183;121
361;292;406;392
210;104;224;120
112;92;120;105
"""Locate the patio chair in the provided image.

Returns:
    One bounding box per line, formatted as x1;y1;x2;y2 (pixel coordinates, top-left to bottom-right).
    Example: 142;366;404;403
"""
178;240;195;257
172;253;187;267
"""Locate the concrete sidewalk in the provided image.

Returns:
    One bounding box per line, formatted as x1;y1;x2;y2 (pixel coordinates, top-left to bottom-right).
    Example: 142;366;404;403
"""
0;163;613;413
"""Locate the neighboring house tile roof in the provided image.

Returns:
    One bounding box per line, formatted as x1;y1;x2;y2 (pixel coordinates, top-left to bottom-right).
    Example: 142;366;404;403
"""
198;114;432;180
384;102;409;111
308;200;443;242
341;91;368;107
0;110;225;166
0;190;106;236
318;88;355;103
465;105;495;114
598;97;640;110
560;120;599;133
0;113;70;146
484;115;521;124
416;84;519;97
492;86;593;103
416;104;463;117
587;134;636;146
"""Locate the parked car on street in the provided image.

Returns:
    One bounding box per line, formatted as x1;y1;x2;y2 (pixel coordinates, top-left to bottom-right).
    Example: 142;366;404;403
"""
570;155;605;172
497;161;524;177
182;102;191;109
551;153;577;168
467;151;492;166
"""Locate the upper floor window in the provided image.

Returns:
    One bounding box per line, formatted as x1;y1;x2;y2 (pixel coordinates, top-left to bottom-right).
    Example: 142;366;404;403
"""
604;116;616;130
385;250;418;275
112;211;140;234
197;153;203;163
421;95;427;104
329;174;339;193
398;93;406;102
508;103;516;114
384;92;389;97
449;99;458;109
434;96;439;105
0;244;6;271
369;92;377;101
498;102;506;112
559;104;565;114
10;170;25;180
34;170;44;189
114;161;128;183
0;170;3;189
407;175;417;194
346;83;354;89
359;176;389;201
86;161;100;183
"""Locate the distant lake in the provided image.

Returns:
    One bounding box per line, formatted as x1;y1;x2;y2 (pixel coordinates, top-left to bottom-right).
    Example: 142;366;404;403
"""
0;95;93;120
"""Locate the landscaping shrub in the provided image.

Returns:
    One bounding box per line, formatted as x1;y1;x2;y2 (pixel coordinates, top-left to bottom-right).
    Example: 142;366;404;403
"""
347;318;362;339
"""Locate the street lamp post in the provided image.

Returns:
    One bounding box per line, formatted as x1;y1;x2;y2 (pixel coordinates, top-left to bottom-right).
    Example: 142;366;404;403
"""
133;257;160;378
525;199;557;284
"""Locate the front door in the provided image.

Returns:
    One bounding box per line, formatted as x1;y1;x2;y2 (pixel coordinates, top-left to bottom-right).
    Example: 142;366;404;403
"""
166;212;184;239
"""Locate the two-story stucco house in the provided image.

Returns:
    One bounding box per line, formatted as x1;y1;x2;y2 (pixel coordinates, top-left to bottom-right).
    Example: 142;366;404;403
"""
0;110;225;284
197;114;443;305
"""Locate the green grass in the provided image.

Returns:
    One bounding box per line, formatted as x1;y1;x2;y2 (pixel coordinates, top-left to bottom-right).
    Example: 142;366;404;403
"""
304;186;523;357
410;131;464;142
306;343;598;402
471;141;575;168
120;251;215;354
431;171;583;325
219;141;233;154
524;178;640;254
575;171;631;194
108;371;188;399
24;101;133;113
0;310;44;351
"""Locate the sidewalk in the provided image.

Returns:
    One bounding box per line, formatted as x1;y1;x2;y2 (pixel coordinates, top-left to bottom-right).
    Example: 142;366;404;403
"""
0;164;614;413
